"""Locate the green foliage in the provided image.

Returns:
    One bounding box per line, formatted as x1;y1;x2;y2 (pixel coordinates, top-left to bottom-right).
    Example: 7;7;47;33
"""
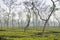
0;26;60;40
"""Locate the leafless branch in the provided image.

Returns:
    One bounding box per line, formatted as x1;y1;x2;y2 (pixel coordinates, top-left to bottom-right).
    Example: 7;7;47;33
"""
42;0;56;34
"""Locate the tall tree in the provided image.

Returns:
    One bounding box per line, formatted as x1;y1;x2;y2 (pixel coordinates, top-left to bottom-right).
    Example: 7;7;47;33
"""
2;0;17;28
3;0;13;27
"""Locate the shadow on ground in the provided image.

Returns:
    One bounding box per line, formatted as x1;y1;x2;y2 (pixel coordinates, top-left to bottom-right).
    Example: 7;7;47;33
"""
0;31;60;40
0;30;6;31
34;31;60;35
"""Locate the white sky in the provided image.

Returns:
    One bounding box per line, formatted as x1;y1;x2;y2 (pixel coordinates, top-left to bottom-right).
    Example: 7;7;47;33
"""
0;0;60;22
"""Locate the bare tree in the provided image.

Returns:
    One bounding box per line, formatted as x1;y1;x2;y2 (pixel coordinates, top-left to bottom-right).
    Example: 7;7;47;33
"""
2;0;20;28
23;0;41;31
17;11;22;28
42;0;56;34
23;0;56;33
3;0;15;27
0;6;5;29
23;6;31;31
53;13;60;27
11;12;16;27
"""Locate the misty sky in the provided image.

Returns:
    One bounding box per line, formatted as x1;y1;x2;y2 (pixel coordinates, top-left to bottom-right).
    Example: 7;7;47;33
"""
0;0;60;22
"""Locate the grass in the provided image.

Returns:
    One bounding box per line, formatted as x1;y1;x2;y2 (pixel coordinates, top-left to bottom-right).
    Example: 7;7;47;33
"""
0;26;60;40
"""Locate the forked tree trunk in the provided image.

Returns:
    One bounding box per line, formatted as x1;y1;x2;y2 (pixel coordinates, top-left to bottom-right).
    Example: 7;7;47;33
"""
42;0;55;34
